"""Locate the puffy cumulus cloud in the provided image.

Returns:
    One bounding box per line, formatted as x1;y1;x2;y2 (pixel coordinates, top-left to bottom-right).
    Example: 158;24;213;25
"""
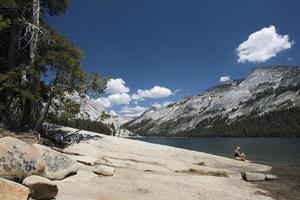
219;76;230;82
95;97;111;108
152;101;173;108
120;106;148;117
132;86;172;100
105;78;129;94
95;93;131;108
236;25;294;63
108;93;131;105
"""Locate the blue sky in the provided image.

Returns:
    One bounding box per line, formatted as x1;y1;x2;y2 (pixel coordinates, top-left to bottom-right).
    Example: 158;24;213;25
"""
47;0;300;116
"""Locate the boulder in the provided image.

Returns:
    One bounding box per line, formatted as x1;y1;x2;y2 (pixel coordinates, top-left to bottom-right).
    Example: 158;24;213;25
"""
93;165;115;176
0;177;30;200
33;144;79;180
241;172;266;181
0;137;45;180
22;175;58;200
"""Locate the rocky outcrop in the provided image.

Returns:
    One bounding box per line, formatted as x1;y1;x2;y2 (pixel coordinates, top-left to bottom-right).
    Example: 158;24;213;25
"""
0;178;30;200
241;172;267;181
34;144;79;180
93;165;115;176
0;137;45;180
42;123;102;145
22;175;58;200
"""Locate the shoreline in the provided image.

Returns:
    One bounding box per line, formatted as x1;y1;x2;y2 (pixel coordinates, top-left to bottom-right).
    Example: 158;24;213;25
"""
256;162;300;200
126;136;300;139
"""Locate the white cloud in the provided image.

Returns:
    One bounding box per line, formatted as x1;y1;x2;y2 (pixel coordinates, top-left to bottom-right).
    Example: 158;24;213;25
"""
236;25;294;63
287;57;293;61
131;94;142;101
108;93;131;105
220;76;231;82
132;86;172;100
95;93;131;108
95;97;111;108
105;78;129;94
173;89;181;95
120;106;148;117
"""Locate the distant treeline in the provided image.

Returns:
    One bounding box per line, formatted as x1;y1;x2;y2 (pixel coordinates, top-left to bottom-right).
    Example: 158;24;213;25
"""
47;117;115;136
137;107;300;137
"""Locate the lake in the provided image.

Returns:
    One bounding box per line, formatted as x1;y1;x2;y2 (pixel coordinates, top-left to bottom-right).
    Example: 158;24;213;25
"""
131;137;300;200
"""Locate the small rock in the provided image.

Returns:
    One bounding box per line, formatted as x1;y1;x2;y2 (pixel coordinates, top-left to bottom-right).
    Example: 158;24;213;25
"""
0;137;45;180
22;175;58;200
241;172;266;181
70;155;98;166
93;165;115;176
266;174;278;180
0;177;30;200
34;144;79;180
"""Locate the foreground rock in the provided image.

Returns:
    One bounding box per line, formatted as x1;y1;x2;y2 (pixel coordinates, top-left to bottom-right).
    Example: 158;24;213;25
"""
0;137;45;180
34;144;79;180
241;172;278;182
241;172;268;181
23;175;58;200
93;165;115;176
0;177;30;200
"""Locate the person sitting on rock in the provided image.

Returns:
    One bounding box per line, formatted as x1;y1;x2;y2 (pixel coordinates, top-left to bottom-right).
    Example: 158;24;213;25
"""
234;146;246;161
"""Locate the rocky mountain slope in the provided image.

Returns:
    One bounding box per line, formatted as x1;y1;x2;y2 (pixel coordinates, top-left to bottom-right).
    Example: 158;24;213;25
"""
123;66;300;136
53;93;134;136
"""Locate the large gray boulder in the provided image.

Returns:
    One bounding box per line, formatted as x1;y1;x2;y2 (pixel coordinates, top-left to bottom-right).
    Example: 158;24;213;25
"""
0;137;45;180
23;175;58;200
0;177;30;200
33;144;79;180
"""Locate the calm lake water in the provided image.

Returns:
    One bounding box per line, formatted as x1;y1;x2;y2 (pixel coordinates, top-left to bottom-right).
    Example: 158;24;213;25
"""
131;137;300;200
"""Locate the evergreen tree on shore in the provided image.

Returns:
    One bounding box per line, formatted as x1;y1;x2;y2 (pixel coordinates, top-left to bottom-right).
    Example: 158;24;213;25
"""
0;0;108;132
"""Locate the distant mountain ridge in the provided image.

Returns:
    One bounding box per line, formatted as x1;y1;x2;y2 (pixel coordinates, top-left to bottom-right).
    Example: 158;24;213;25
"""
122;66;300;137
50;93;134;136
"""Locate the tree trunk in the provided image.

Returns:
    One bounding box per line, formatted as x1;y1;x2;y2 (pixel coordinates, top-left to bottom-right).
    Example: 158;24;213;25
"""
23;0;41;128
34;72;59;132
34;93;53;132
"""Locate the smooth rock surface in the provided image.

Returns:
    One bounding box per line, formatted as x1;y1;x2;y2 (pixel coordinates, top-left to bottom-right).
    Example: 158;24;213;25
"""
93;165;115;176
0;137;45;180
34;144;79;180
52;126;273;200
23;175;58;200
0;177;30;200
241;172;267;181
